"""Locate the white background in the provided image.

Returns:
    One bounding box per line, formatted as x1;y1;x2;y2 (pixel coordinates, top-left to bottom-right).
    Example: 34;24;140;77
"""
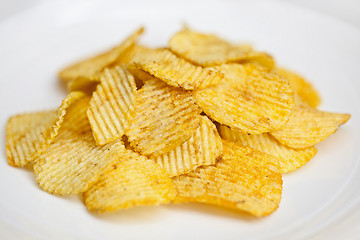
0;0;360;28
0;1;359;239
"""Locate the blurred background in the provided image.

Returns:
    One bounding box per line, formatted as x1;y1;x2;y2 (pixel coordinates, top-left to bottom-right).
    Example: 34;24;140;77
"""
0;0;359;28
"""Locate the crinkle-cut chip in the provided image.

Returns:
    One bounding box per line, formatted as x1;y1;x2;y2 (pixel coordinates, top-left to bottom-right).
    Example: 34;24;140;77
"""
58;27;144;84
67;45;150;93
172;140;282;217
83;150;175;213
271;101;350;149
6;111;56;167
110;44;152;67
128;68;154;88
195;64;295;134
276;67;321;108
126;78;202;158
111;45;154;89
153;116;223;177
6;91;86;167
218;124;317;173
87;65;136;146
169;29;274;69
130;48;223;90
33;97;125;195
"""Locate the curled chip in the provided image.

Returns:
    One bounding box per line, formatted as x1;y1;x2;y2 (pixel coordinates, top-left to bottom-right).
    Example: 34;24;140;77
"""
153;116;223;177
218;124;317;173
59;27;144;84
169;29;274;69
130;48;223;90
276;67;321;108
172;140;283;217
87;65;136;146
271;101;350;149
33;97;125;195
195;63;295;134
126;78;202;158
6;91;86;167
83;150;175;213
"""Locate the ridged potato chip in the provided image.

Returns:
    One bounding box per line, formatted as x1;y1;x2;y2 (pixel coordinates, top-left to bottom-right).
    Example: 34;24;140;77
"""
59;27;144;84
113;44;158;88
218;124;317;173
169;29;274;69
87;65;136;146
33;97;125;195
83;150;175;213
110;44;152;67
68;45;152;93
126;78;202;158
277;67;321;108
271;101;350;149
172;140;282;217
195;64;295;134
130;48;223;90
154;116;223;177
6;91;86;167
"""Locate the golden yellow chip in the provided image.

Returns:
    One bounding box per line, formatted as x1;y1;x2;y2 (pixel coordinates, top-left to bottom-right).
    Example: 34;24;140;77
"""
218;124;317;173
58;27;144;84
126;78;202;158
66;45;152;93
33;97;125;195
83;150;175;212
6;91;86;167
87;65;136;146
169;29;274;69
271;101;350;149
130;48;223;90
195;63;295;134
277;67;321;108
6;111;56;167
153;116;223;177
67;74;101;93
111;44;155;88
172;140;282;217
110;44;152;67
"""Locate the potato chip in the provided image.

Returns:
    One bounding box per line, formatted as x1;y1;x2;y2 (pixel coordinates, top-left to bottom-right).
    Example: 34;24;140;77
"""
172;140;282;217
218;124;317;173
67;75;101;93
277;67;321;108
154;116;223;177
6;111;56;167
169;29;274;69
58;27;144;84
66;45;152;93
83;150;175;212
110;44;152;67
130;48;223;90
195;63;295;134
271;101;350;149
6;91;86;167
126;78;202;158
87;65;136;146
33;97;125;195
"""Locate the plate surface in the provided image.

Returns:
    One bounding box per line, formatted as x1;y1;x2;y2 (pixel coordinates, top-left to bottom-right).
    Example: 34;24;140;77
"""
0;0;359;239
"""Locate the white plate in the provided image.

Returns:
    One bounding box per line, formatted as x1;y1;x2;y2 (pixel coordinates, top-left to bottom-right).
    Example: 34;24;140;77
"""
1;0;359;239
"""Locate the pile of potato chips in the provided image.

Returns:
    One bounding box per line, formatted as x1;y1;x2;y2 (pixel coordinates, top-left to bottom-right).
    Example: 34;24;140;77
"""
6;27;350;217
